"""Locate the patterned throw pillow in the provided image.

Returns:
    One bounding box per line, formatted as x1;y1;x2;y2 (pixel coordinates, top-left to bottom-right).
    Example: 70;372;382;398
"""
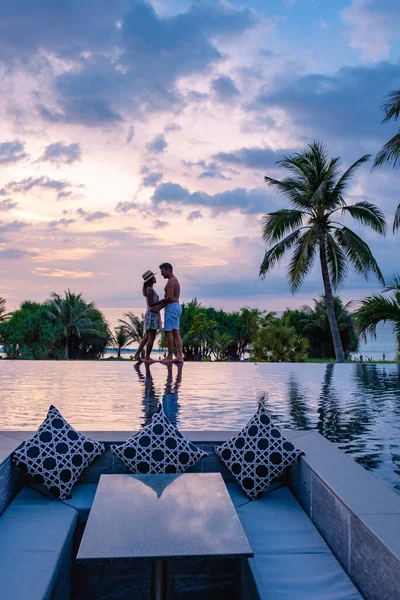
13;405;105;500
215;400;303;500
111;405;207;473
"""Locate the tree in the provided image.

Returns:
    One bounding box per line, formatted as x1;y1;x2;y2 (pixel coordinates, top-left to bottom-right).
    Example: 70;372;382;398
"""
373;90;400;231
251;319;309;362
355;276;400;360
0;297;9;323
182;312;217;361
284;296;359;359
212;331;233;361
260;141;385;363
0;301;62;359
112;326;130;358
118;311;144;345
48;290;107;359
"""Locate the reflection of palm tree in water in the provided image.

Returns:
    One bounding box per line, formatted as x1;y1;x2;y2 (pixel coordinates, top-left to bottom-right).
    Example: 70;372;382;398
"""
134;362;182;427
287;374;311;430
317;364;382;471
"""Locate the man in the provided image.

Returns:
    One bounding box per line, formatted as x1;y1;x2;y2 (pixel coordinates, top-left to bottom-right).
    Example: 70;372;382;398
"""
152;262;184;363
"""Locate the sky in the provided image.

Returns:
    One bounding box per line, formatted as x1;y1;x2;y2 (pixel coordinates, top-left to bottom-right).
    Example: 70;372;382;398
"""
0;0;399;314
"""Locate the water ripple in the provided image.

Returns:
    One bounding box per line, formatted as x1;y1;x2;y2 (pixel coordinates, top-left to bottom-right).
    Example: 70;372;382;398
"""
1;361;400;493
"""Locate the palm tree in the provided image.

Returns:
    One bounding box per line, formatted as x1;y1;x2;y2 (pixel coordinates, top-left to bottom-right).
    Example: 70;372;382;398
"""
299;296;359;359
0;297;9;322
212;331;233;361
112;326;131;358
252;319;309;362
373;90;400;231
355;276;400;359
260;141;386;363
48;290;103;359
118;311;144;345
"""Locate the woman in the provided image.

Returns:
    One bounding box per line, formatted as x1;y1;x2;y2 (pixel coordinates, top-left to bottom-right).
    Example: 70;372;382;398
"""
133;270;162;362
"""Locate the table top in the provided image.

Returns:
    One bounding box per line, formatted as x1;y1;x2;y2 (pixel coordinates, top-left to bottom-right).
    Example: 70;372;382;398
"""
77;473;253;563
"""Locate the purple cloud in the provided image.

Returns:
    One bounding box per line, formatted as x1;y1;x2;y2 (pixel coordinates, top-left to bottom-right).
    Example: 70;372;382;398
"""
39;142;81;165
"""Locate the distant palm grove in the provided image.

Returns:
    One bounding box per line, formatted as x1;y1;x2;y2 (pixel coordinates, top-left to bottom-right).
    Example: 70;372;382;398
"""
0;290;398;362
0;88;399;363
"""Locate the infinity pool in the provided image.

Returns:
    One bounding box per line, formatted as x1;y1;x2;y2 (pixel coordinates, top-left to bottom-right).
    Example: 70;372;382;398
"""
1;361;400;494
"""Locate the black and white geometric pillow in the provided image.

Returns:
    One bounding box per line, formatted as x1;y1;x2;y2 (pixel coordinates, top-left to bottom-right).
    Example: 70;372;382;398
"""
111;405;207;474
215;399;303;500
13;405;105;500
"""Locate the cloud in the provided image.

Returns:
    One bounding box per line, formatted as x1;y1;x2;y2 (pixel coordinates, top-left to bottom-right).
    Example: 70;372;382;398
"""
0;248;37;259
0;220;26;234
126;126;135;143
76;208;110;222
2;176;84;200
39;97;124;127
152;182;274;215
12;1;257;126
211;75;240;102
187;210;203;221
342;0;400;61
146;134;168;154
214;146;284;170
0;199;18;212
142;172;163;187
32;267;94;279
48;218;77;228
164;123;181;132
153;219;169;229
182;159;231;180
248;62;400;145
114;200;153;215
0;140;28;165
39;142;81;165
115;201;138;214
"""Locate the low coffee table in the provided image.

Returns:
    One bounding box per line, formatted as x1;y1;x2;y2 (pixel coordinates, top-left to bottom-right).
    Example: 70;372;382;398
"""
77;473;253;599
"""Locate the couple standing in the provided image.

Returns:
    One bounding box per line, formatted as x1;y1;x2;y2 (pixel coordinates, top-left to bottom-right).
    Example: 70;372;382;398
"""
133;262;184;364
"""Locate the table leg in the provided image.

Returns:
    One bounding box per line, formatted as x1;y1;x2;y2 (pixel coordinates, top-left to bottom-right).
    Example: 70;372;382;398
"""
151;559;167;600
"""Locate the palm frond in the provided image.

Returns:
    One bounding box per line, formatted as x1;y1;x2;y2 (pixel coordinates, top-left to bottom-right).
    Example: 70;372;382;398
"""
259;230;301;276
262;209;305;243
288;228;318;292
373;131;400;168
340;201;387;235
264;176;311;211
333;226;384;283
394;204;400;233
381;90;400;123
383;275;400;293
325;233;348;289
355;294;400;339
332;155;371;200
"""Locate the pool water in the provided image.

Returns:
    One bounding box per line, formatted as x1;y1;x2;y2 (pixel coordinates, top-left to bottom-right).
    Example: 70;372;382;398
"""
1;361;399;494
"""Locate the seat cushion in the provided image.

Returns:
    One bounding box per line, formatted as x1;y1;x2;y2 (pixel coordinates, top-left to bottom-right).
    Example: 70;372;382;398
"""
227;484;362;600
62;483;98;523
30;482;98;524
0;486;77;600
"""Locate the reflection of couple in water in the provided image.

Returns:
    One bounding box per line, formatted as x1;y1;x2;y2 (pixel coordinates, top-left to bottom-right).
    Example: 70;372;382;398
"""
133;263;184;364
134;361;182;426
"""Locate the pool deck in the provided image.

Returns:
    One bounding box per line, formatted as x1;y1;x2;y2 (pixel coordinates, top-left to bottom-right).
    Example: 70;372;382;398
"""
0;428;399;599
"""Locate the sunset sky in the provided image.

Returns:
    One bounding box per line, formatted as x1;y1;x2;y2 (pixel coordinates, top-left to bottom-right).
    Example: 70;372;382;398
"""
0;0;399;314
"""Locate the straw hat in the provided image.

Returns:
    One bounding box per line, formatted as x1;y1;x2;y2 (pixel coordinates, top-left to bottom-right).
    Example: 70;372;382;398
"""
142;269;157;283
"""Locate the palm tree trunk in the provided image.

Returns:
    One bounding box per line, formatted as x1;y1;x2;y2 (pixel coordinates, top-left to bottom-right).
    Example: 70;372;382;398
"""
64;340;69;360
319;242;345;363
